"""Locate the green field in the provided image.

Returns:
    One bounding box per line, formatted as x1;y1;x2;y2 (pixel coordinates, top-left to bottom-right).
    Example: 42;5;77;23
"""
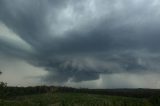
0;92;156;106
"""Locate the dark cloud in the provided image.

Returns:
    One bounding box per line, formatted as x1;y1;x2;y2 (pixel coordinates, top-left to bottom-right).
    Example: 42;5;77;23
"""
1;0;160;83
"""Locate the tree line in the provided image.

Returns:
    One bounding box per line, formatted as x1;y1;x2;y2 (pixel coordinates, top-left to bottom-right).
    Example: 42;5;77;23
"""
1;71;160;99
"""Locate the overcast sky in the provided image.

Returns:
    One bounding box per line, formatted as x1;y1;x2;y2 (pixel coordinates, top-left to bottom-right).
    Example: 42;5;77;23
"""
0;0;160;88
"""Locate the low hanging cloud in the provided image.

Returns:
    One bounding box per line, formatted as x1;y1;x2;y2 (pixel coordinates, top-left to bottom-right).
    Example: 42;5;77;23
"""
1;0;160;84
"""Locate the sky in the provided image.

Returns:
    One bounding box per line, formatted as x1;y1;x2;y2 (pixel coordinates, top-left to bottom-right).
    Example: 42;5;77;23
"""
0;0;160;88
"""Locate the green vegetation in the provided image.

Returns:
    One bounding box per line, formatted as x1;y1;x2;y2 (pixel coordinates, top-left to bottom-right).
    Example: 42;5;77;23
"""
0;92;157;106
1;71;160;106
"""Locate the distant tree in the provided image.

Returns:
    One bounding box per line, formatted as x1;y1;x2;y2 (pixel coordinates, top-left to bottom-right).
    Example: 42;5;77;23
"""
0;70;8;98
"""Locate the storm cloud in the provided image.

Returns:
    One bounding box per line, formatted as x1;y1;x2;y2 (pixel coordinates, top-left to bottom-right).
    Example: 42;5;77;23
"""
1;0;160;87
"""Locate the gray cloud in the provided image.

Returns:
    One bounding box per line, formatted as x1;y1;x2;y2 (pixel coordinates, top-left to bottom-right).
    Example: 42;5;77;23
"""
1;0;160;84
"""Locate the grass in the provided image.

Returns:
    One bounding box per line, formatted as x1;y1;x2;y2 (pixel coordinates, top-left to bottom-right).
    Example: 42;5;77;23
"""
0;92;154;106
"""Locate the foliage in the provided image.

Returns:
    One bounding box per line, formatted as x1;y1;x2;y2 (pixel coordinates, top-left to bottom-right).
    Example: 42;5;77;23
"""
0;75;160;106
0;92;154;106
149;96;160;106
0;71;8;98
0;82;8;98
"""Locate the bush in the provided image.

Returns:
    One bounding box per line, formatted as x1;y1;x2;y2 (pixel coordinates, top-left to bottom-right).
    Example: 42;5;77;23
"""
0;82;8;98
